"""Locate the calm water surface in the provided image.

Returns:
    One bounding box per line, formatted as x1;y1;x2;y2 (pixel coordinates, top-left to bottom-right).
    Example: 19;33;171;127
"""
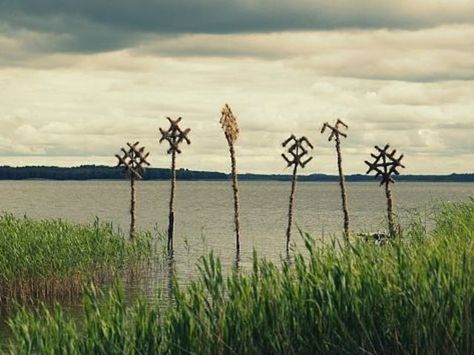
0;180;473;342
1;180;473;272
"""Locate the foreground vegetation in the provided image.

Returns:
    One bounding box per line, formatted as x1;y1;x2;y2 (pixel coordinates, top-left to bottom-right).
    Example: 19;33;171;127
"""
6;200;474;354
0;214;153;304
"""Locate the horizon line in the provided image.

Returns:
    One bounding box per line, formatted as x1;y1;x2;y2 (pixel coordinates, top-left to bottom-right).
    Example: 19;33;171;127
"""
0;165;473;177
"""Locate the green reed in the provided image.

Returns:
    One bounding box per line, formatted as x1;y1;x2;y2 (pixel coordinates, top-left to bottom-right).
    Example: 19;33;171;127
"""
7;199;474;354
0;214;154;304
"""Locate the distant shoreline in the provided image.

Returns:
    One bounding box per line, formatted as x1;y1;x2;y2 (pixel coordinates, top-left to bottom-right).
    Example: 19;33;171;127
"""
0;165;473;182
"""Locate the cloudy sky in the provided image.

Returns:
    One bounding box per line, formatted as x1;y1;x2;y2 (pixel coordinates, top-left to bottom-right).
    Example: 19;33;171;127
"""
0;1;473;174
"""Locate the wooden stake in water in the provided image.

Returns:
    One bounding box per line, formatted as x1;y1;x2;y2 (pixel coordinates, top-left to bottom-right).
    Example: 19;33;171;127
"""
115;142;150;239
159;117;191;251
321;119;350;236
282;135;314;254
220;104;241;255
365;144;405;237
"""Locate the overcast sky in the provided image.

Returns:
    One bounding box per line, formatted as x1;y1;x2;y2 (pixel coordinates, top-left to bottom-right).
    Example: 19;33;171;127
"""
0;0;473;174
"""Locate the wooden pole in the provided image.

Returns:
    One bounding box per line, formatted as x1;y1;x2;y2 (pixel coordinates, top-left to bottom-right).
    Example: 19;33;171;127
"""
335;134;350;236
115;141;150;240
168;149;176;251
229;141;241;255
220;105;241;257
130;175;136;239
385;180;395;237
364;143;404;238
286;159;298;254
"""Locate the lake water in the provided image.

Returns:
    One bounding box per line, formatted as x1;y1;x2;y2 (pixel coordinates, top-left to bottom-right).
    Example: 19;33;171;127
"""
0;180;473;343
1;180;473;273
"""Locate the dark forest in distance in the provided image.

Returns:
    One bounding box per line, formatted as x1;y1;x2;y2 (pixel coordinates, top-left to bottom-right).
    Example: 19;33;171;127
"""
0;165;473;182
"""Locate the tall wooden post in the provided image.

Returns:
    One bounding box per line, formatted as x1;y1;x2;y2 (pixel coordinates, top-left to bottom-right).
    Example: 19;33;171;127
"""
220;104;241;255
385;180;395;236
130;175;136;237
286;156;299;252
365;144;405;237
115;142;150;239
282;134;314;254
159;117;191;251
321;119;350;236
168;149;176;251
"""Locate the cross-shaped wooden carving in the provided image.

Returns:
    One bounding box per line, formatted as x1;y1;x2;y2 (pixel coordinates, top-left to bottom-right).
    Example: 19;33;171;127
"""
365;143;405;237
321;119;348;142
281;135;314;168
115;141;150;239
321;119;350;236
115;141;151;179
365;144;405;185
159;116;191;252
282;134;314;254
159;117;191;154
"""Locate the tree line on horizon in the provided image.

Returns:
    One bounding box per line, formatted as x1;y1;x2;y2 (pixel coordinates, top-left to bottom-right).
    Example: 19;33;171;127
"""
0;165;472;182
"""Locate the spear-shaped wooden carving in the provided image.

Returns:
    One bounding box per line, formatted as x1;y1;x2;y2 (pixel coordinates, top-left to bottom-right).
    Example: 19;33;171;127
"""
115;142;150;239
282;134;314;254
321;119;350;236
220;104;241;254
365;144;405;237
159;117;191;251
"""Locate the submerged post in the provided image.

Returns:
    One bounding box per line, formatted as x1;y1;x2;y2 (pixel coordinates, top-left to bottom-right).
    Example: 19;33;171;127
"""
115;142;150;239
365;144;405;237
159;117;191;252
220;104;241;256
282;134;314;254
321;119;350;236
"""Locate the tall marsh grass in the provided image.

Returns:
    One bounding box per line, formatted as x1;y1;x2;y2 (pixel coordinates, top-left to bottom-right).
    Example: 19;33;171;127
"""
7;200;474;354
0;214;154;304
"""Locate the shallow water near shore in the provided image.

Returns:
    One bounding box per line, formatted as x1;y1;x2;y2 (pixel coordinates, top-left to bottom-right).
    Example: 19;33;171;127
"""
1;180;473;276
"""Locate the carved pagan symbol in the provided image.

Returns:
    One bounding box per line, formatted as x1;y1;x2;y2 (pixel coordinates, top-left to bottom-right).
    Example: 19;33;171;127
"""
321;119;350;236
365;144;405;237
115;141;150;180
365;144;405;185
159;117;191;154
282;134;314;254
115;141;150;239
281;135;314;168
159;117;191;252
321;119;348;142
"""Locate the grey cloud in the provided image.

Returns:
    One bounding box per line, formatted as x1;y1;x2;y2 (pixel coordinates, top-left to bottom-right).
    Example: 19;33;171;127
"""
1;0;474;54
2;17;474;86
437;123;474;130
111;28;474;83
